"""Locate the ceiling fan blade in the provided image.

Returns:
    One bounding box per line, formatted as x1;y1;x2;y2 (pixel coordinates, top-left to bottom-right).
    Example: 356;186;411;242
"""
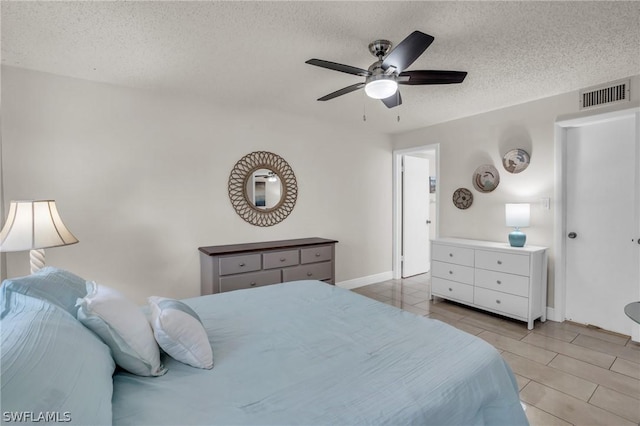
306;59;371;77
381;91;402;108
399;70;467;85
381;31;434;74
317;82;365;101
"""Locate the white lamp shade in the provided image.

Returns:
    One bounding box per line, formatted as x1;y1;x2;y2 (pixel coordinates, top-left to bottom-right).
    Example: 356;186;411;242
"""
505;203;530;228
364;79;398;99
0;200;78;252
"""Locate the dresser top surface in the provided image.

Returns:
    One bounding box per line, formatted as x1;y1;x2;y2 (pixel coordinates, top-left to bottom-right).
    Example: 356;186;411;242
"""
433;237;547;253
199;237;338;256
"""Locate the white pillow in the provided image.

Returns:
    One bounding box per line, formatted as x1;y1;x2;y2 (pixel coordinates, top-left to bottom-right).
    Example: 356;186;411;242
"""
148;296;213;369
77;281;166;377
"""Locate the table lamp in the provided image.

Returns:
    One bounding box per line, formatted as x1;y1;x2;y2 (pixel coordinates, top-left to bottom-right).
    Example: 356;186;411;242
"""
0;200;78;274
505;203;530;247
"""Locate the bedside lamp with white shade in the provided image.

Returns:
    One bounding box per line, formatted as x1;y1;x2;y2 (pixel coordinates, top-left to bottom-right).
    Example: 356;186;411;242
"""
0;200;78;274
505;203;530;247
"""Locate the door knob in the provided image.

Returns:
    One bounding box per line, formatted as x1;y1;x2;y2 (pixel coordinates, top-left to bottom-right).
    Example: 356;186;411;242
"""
568;232;577;239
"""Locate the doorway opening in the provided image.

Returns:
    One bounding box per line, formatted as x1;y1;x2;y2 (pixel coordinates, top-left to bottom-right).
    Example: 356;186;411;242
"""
392;144;439;280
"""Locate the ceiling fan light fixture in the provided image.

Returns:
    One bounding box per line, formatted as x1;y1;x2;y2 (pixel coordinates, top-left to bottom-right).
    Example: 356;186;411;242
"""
364;78;398;99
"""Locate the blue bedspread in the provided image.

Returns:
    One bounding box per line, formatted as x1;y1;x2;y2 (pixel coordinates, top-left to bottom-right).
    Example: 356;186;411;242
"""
112;281;528;425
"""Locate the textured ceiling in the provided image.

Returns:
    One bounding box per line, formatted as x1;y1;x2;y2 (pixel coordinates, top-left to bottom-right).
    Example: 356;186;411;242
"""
2;1;639;134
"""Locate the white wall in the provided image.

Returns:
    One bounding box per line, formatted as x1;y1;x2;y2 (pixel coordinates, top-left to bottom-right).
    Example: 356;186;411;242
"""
393;75;640;308
1;66;393;303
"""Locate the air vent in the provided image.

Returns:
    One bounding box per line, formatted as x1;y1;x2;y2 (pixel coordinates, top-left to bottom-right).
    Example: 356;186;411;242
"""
579;79;630;110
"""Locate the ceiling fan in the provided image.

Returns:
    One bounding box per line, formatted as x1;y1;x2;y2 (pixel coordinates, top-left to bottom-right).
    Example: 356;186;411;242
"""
306;31;467;108
254;171;279;182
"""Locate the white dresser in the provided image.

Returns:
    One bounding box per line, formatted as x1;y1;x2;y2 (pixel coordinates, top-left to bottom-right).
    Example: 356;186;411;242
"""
431;238;547;329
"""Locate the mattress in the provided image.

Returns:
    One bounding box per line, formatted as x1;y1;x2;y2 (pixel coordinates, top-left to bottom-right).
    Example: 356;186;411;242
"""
112;280;528;425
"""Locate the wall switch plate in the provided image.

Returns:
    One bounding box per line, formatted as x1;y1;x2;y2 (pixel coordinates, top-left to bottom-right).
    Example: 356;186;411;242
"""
541;197;550;210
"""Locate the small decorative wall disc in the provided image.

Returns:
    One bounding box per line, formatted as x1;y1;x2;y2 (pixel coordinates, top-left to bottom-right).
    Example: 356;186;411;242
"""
502;149;530;174
472;164;500;193
452;188;473;209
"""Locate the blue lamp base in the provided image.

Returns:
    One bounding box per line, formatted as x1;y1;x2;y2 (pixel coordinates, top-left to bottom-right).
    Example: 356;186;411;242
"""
508;229;526;247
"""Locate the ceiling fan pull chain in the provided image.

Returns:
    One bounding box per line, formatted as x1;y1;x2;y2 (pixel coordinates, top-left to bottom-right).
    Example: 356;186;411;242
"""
362;93;367;121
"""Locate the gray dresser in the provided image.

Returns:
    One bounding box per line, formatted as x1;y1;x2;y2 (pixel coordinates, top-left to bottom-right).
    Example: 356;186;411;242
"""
199;237;338;295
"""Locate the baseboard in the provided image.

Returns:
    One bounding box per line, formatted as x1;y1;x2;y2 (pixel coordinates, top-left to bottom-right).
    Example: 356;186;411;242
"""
336;271;393;290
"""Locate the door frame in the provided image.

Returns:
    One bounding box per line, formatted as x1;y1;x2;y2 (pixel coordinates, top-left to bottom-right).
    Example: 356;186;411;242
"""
392;144;440;280
553;107;640;339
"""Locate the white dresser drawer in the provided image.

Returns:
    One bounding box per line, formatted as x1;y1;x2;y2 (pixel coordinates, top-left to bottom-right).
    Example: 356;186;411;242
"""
474;287;528;319
475;269;529;297
475;250;529;276
432;278;474;304
432;243;474;267
432;261;474;285
282;261;332;281
263;250;299;269
219;254;262;276
219;270;282;292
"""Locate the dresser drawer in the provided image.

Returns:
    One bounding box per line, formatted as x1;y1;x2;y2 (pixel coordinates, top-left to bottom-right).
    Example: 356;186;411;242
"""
219;270;282;292
263;250;299;269
300;245;333;264
475;269;529;297
219;254;262;275
474;287;528;319
282;261;332;281
432;278;474;304
475;250;529;276
432;260;474;285
432;243;474;267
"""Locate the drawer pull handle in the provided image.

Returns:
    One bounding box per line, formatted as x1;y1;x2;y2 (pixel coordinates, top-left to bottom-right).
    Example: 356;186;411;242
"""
449;253;453;257
239;262;246;267
280;258;286;262
250;282;257;287
307;272;313;277
496;280;502;285
497;260;502;265
496;299;501;304
449;270;453;275
448;288;453;292
315;252;321;257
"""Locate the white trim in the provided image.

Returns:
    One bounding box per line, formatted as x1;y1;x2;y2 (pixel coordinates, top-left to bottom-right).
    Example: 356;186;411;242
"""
554;105;640;329
545;307;562;323
336;271;394;290
392;144;440;280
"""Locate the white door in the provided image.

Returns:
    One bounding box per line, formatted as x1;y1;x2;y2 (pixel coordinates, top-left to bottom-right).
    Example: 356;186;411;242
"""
402;155;430;278
565;113;639;337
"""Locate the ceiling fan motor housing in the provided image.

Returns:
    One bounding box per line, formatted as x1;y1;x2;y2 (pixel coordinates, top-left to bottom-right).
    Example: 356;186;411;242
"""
365;60;398;99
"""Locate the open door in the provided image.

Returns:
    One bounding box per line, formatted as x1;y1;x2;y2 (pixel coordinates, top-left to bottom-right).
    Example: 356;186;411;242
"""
402;155;430;278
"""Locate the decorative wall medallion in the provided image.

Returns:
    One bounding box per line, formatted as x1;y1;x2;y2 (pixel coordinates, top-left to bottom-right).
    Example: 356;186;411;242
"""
452;188;473;209
228;151;298;227
502;149;530;174
472;165;500;193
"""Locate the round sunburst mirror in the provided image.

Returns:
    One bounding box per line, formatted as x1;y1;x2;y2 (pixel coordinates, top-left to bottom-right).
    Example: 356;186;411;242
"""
228;151;298;227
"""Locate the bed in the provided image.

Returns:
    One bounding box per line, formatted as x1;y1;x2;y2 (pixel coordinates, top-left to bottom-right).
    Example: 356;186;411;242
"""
1;268;528;425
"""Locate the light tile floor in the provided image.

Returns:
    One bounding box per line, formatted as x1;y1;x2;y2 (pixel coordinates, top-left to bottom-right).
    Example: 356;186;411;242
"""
351;273;640;426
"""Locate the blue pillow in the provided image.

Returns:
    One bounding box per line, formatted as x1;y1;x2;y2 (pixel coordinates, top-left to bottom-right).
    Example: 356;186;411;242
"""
0;267;87;318
1;296;115;425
